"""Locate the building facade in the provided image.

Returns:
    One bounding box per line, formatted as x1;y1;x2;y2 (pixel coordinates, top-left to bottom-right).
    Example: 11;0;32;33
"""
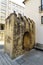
24;0;43;44
6;1;24;18
0;0;7;40
0;0;7;24
0;0;24;41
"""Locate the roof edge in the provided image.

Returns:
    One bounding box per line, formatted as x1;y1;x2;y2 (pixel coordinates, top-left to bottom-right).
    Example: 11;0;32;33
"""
23;0;28;4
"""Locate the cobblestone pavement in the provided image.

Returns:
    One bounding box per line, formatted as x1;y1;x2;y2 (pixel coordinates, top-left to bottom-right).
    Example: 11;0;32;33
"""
0;45;43;65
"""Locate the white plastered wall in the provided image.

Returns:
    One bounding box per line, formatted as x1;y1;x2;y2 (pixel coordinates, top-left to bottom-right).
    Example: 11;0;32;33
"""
24;0;43;44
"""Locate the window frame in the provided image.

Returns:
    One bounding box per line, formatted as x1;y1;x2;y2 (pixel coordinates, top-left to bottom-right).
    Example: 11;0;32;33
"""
0;24;5;30
41;16;43;24
41;0;42;10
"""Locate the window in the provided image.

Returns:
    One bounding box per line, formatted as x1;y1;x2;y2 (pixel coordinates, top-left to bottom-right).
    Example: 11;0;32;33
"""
41;0;43;5
41;0;43;10
0;24;4;30
41;16;43;24
1;24;4;30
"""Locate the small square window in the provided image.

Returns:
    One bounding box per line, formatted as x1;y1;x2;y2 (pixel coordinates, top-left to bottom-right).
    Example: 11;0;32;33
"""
41;16;43;24
1;24;4;30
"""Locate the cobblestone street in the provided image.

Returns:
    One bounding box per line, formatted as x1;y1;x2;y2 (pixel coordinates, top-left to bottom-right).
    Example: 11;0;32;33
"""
0;42;43;65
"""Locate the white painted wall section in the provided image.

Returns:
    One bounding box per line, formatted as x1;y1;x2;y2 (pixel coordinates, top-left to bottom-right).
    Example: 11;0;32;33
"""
24;0;43;44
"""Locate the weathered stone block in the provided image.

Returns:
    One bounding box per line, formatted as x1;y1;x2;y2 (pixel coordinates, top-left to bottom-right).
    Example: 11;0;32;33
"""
4;12;35;59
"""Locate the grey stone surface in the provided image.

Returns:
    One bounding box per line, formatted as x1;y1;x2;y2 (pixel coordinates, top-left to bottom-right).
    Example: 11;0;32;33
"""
0;46;43;65
0;45;4;49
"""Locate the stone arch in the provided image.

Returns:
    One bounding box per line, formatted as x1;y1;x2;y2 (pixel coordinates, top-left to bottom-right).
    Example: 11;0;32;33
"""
22;31;31;51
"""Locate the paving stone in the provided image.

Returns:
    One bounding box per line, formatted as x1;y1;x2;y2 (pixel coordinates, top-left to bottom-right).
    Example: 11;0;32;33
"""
0;49;43;65
16;57;25;65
